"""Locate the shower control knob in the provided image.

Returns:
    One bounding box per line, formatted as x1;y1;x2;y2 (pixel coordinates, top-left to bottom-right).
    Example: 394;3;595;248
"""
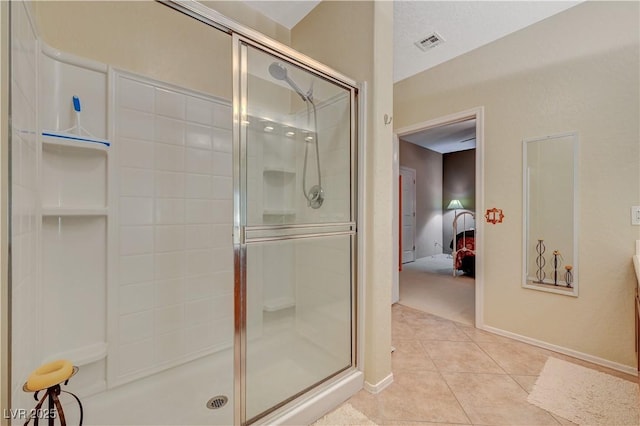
308;185;324;209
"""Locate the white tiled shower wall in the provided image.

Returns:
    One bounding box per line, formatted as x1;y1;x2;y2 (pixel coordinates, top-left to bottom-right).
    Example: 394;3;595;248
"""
10;1;40;411
113;73;234;385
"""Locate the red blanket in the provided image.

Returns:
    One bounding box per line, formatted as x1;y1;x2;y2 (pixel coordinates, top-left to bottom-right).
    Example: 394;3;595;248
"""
455;237;475;270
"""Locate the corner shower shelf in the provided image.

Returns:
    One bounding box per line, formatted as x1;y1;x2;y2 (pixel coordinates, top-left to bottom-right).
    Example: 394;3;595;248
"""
42;207;108;216
263;167;295;175
42;131;110;151
263;297;295;312
45;342;108;367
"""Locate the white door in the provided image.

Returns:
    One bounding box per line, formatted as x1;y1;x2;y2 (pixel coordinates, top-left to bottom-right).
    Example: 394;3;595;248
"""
400;167;416;263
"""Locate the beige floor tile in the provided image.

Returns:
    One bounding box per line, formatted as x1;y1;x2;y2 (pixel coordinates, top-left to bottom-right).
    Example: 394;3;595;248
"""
457;325;517;344
391;340;438;372
351;306;630;426
510;374;538;393
377;371;470;424
392;319;418;341
442;372;560;425
393;304;437;322
421;340;505;374
397;304;450;318
347;389;383;424
401;313;450;330
392;305;408;319
412;320;471;342
476;340;553;375
382;421;468;426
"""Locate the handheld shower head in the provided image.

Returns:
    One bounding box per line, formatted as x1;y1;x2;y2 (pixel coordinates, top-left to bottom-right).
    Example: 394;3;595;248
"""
268;62;288;81
267;61;324;209
268;62;308;102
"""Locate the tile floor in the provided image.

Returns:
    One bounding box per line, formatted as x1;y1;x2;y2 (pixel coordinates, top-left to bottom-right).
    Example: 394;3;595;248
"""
345;303;637;425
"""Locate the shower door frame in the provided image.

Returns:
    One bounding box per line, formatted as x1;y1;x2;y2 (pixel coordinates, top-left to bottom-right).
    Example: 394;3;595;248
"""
233;34;360;425
166;2;365;423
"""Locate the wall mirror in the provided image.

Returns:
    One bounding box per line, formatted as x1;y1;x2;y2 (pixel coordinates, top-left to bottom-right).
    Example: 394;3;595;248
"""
523;132;578;296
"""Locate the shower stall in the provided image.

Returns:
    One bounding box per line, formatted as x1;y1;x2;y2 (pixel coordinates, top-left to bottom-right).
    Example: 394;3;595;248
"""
7;1;360;425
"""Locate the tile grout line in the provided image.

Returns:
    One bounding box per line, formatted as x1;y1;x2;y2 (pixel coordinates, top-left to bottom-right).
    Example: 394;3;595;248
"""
452;320;566;426
392;304;570;426
416;315;474;425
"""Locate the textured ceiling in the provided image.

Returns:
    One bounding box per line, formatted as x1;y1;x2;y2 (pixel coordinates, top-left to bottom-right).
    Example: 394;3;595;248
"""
241;1;581;82
401;119;476;154
393;1;581;82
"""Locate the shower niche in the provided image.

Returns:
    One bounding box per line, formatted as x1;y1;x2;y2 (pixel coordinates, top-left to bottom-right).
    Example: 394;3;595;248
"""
246;115;322;223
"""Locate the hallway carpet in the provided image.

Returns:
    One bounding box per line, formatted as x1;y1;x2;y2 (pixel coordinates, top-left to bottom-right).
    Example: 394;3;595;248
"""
400;255;474;325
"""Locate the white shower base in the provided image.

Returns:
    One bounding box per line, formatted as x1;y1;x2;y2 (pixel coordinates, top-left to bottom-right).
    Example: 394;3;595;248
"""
54;309;358;425
57;350;234;425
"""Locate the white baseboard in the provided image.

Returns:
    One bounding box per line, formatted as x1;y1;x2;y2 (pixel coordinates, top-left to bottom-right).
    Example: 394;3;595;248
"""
364;372;394;394
481;324;638;377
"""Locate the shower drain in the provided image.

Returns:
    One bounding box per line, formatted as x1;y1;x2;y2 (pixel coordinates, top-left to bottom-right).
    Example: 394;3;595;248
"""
206;395;228;410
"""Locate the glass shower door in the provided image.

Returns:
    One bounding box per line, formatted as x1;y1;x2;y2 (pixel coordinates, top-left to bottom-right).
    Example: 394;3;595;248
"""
234;38;357;423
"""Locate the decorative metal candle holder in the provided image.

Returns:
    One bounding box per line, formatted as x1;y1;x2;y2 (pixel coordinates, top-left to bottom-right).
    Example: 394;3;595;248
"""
552;250;562;286
553;250;560;285
535;239;546;283
564;265;573;288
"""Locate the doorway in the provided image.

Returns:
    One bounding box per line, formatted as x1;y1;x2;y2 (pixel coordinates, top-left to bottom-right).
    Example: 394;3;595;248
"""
393;108;484;327
399;166;416;264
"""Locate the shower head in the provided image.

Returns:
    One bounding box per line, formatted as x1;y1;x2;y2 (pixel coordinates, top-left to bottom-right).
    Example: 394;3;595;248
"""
268;62;308;102
268;62;288;81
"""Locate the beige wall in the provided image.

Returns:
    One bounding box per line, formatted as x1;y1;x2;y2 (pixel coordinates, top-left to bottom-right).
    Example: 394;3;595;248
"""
292;1;395;387
395;1;640;368
34;1;233;99
33;1;292;99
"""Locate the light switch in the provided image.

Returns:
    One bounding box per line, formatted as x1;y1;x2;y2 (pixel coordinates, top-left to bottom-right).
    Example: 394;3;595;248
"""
632;206;640;225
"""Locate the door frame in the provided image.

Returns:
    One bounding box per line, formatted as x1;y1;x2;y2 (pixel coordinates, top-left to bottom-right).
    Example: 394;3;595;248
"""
399;166;416;264
393;106;485;328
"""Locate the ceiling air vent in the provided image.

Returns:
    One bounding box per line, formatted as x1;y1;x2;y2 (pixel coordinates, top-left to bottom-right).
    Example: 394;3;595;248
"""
415;32;445;51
